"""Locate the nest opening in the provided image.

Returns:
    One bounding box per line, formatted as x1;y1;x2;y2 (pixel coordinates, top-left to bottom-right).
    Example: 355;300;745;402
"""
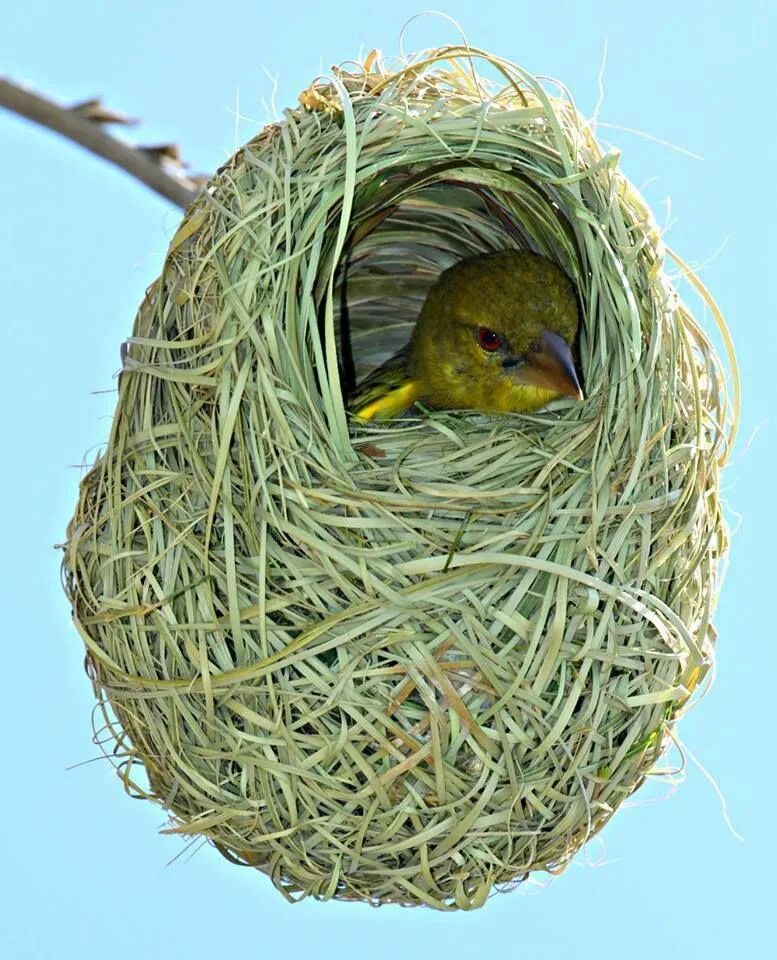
63;47;735;910
332;175;580;392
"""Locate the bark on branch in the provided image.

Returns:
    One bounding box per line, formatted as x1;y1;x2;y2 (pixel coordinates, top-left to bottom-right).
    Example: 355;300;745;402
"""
0;78;200;210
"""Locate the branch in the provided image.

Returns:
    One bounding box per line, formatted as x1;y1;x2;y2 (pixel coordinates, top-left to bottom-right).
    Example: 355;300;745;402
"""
0;79;202;210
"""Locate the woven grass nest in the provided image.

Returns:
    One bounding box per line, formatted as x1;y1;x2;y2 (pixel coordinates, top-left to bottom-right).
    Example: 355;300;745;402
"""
63;46;738;909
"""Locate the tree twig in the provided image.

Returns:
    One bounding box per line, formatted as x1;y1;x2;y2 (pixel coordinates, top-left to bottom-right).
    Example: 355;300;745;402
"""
0;78;201;210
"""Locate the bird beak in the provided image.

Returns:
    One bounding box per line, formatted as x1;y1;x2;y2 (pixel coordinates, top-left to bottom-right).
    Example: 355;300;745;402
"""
518;330;584;400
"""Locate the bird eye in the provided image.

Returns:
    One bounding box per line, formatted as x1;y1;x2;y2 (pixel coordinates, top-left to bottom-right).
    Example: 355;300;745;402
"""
477;327;502;352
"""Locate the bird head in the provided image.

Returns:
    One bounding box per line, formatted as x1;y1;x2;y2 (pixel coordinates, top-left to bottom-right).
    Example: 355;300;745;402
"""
408;250;583;413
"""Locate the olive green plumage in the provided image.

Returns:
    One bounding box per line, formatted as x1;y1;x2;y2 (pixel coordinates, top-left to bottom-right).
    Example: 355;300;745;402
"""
349;250;583;420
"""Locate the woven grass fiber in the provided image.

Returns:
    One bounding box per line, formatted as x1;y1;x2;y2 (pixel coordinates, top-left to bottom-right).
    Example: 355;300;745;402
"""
63;46;738;909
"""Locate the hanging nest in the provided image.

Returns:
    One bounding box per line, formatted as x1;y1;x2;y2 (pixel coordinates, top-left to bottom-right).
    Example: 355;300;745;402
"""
63;46;738;909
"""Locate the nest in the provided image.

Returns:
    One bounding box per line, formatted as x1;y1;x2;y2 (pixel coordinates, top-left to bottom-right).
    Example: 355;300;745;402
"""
63;46;737;909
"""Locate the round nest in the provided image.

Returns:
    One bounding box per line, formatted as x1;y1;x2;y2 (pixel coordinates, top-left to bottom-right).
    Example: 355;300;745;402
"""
63;46;737;909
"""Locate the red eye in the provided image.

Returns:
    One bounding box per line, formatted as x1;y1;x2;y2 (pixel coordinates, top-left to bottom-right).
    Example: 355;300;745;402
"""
477;327;502;352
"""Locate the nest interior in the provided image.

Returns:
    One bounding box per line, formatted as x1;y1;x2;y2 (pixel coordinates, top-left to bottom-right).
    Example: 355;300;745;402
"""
63;47;736;909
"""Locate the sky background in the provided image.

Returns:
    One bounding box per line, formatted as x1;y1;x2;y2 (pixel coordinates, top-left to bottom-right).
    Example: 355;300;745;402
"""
2;1;775;957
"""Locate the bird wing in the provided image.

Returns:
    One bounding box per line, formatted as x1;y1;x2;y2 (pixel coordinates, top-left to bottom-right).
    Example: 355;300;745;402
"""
348;345;422;421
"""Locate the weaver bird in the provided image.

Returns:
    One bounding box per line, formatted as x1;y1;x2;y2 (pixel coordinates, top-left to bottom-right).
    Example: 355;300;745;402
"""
349;250;583;421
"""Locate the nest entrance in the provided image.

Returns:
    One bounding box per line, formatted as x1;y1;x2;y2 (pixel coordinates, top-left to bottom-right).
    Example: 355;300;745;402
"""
333;172;579;390
63;47;735;910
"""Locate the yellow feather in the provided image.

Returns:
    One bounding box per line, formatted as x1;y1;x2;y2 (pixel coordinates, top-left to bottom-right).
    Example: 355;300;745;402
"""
352;379;422;421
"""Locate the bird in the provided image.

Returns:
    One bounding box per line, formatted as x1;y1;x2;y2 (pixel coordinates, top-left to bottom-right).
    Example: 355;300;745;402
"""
349;249;583;421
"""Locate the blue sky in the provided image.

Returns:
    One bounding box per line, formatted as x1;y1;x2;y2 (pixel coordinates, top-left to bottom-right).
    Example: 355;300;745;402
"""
1;1;775;957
